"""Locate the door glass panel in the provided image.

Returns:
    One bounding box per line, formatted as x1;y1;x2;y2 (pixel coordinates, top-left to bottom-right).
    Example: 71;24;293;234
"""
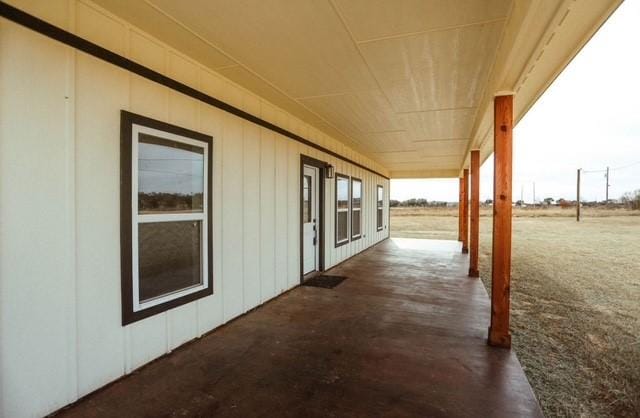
138;220;202;302
138;133;204;214
303;175;312;223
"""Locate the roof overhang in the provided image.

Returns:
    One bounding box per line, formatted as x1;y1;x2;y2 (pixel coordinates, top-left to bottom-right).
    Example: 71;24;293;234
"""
89;0;622;179
459;0;623;177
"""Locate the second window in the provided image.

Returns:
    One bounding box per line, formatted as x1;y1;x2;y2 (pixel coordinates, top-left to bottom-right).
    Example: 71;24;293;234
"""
335;174;350;246
351;177;362;240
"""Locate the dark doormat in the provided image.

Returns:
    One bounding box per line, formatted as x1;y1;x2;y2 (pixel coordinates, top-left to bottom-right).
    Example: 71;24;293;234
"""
302;275;347;289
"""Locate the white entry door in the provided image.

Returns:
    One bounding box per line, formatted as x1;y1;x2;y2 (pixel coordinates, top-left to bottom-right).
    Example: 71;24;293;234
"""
302;165;319;274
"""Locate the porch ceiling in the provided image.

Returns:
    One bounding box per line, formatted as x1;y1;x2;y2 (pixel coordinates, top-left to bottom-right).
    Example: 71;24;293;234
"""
93;0;621;178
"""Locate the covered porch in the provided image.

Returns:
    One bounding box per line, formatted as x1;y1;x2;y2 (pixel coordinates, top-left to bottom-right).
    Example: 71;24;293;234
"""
0;1;625;416
57;238;542;417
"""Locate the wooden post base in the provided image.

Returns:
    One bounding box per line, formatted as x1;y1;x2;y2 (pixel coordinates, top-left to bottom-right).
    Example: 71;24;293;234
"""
468;268;479;278
488;327;511;349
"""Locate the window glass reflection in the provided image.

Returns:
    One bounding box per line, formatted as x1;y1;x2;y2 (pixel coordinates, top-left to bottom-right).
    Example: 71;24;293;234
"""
138;221;202;302
138;133;204;213
337;177;349;210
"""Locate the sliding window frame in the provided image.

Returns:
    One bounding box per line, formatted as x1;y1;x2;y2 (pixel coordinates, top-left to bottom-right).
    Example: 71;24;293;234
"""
335;173;350;247
376;184;384;232
120;111;213;326
351;177;362;241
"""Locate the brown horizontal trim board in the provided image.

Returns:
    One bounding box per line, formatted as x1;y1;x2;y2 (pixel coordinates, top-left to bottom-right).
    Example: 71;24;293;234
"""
0;1;388;180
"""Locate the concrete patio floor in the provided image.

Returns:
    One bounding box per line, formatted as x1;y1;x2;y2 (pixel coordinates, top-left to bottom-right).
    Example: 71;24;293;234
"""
56;238;542;417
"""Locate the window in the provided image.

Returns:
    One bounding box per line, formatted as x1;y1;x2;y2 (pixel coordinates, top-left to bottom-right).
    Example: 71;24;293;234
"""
121;111;213;325
335;174;350;246
351;177;362;240
377;185;384;231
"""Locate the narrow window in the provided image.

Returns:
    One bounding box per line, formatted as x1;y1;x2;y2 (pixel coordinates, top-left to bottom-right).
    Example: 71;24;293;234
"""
303;175;312;223
377;185;384;231
335;174;350;246
121;111;213;325
351;177;362;240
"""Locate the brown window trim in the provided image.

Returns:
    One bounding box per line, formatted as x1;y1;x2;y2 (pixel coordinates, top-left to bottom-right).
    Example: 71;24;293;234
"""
335;173;350;248
376;184;384;232
120;110;214;326
350;177;362;241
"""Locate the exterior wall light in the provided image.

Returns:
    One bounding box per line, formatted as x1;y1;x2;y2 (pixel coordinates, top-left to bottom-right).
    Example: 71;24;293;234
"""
325;164;335;179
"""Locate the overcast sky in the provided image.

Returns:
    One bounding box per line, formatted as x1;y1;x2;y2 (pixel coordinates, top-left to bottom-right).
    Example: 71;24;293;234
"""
391;0;640;203
138;141;204;195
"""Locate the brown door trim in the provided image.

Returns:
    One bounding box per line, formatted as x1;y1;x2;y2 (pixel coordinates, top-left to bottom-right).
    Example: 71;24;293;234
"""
300;155;326;282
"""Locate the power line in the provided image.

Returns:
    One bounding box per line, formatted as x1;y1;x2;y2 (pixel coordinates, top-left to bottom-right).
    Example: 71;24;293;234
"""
139;169;200;177
582;168;607;174
611;161;640;171
583;161;640;173
139;158;203;161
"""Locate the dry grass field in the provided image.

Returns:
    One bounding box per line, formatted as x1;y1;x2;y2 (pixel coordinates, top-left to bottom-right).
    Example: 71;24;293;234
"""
391;207;640;417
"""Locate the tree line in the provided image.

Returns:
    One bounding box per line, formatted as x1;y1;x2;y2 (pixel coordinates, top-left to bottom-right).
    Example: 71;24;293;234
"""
139;192;203;211
390;189;640;210
390;199;451;208
621;189;640;210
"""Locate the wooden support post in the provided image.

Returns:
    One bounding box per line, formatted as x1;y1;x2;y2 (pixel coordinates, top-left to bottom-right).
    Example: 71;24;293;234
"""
489;94;513;349
458;177;464;241
461;169;469;254
469;150;480;277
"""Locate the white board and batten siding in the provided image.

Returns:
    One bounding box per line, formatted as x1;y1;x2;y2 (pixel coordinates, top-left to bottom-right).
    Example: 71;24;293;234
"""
0;1;390;416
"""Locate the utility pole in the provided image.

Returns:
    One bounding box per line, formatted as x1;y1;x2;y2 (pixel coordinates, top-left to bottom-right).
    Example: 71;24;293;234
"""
533;182;536;207
605;166;610;203
577;169;581;222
